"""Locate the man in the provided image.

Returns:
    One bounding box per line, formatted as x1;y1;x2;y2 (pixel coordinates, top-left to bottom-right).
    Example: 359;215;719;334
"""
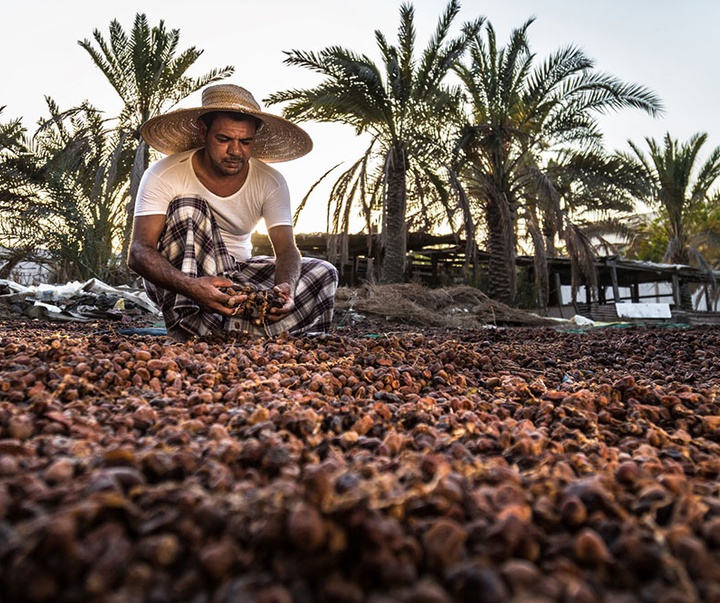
128;84;338;341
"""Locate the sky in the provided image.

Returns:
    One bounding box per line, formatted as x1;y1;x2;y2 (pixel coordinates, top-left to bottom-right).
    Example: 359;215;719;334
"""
3;0;720;232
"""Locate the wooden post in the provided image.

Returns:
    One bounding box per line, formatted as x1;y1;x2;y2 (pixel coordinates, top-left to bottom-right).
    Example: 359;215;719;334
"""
702;284;709;312
610;262;621;303
554;272;564;318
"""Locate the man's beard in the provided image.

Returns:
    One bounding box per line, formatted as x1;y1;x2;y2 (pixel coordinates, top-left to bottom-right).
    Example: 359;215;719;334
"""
215;155;246;176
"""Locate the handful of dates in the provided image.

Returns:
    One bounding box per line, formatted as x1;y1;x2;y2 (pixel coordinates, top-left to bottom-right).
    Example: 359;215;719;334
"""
219;283;285;326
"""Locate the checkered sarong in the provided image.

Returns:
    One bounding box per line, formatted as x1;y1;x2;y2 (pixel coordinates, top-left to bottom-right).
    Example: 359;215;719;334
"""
143;196;338;339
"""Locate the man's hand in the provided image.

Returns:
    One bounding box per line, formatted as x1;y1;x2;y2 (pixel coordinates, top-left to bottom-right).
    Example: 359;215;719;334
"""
187;275;245;317
265;282;295;322
266;225;300;324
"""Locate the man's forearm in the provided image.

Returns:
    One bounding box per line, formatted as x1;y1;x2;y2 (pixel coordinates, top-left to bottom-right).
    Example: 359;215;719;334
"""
274;248;301;292
128;244;196;297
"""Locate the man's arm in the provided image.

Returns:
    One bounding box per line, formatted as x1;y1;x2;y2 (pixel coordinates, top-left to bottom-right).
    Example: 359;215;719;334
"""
128;214;236;316
266;224;301;320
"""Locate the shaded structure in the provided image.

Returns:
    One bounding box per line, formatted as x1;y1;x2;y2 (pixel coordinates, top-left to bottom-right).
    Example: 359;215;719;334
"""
537;255;720;324
252;232;720;324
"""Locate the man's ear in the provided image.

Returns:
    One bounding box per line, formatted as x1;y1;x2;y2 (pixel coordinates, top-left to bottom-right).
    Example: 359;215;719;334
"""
197;118;208;139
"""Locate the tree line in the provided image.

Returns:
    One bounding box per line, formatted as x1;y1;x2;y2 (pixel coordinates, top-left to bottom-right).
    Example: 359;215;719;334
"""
2;2;720;310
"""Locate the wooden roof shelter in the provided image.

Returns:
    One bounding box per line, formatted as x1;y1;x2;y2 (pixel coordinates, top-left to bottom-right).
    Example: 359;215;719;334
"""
252;232;720;323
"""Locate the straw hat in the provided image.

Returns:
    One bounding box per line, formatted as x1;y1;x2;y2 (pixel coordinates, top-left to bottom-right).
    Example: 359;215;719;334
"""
140;84;312;162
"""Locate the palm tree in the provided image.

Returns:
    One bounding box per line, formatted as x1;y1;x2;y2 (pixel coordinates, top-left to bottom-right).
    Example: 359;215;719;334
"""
0;99;133;283
0;108;43;277
79;13;234;255
265;0;483;284
454;18;662;306
624;132;720;309
523;150;649;307
0;108;34;209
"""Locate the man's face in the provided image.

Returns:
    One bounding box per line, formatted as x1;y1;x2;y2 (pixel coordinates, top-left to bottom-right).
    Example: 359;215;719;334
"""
200;113;258;177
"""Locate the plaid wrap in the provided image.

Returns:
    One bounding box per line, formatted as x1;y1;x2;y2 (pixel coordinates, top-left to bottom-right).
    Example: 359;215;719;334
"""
143;196;338;339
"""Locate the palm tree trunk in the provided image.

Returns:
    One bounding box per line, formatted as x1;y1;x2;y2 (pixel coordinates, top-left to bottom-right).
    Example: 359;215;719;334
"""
526;208;549;309
486;193;518;306
122;140;149;275
380;146;408;284
449;169;480;283
666;235;694;310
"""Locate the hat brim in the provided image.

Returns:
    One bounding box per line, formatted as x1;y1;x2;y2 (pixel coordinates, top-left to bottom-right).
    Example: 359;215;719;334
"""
140;107;313;162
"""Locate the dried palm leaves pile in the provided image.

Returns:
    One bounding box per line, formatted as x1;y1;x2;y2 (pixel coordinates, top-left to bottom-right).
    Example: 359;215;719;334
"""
1;320;720;602
335;283;554;328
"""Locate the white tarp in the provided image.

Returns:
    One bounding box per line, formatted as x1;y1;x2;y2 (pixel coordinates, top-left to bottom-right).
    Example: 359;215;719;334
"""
615;302;672;319
0;278;161;321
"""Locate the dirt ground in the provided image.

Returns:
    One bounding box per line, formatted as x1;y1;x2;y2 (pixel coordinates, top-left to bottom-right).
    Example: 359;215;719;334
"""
1;288;719;602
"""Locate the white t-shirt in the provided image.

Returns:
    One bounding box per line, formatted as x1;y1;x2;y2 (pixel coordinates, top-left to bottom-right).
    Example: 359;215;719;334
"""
135;150;292;261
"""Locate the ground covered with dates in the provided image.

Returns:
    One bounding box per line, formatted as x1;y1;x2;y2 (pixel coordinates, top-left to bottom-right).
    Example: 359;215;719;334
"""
1;319;720;603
